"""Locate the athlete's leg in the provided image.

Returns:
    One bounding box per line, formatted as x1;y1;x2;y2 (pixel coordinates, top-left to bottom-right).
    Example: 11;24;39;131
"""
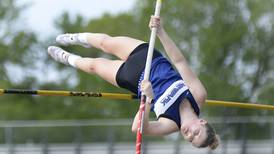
48;46;123;86
56;33;145;60
75;57;123;86
86;33;145;60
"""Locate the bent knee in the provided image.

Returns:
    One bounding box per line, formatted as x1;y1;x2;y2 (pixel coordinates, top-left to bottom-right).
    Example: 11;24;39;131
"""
99;34;113;52
88;58;107;73
76;57;101;74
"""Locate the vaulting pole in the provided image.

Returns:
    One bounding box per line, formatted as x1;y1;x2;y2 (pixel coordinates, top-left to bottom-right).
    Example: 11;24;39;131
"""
135;1;162;154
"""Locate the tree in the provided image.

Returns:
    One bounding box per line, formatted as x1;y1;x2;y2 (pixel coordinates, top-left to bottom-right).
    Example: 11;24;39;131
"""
0;0;40;120
0;0;273;143
52;0;274;118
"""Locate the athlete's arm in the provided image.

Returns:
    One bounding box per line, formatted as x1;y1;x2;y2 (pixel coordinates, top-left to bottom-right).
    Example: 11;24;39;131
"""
131;101;178;136
149;16;207;105
132;112;178;135
131;81;178;135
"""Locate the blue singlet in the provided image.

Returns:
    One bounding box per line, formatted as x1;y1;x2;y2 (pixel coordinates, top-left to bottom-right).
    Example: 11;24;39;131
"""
137;56;200;128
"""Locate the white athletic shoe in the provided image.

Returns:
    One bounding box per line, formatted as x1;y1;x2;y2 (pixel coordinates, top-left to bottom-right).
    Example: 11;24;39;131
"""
47;46;71;65
56;33;91;48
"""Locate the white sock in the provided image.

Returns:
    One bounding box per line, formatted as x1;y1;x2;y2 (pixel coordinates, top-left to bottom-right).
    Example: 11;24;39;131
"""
68;54;82;67
77;33;89;45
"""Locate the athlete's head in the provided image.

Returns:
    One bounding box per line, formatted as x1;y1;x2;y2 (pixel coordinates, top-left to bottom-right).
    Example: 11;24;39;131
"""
181;119;219;150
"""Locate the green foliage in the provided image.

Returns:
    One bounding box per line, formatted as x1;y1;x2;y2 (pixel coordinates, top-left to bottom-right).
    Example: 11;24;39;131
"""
257;81;274;110
0;0;273;142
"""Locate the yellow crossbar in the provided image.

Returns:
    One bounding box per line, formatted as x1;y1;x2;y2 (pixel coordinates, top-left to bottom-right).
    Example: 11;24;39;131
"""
206;100;274;110
1;89;273;110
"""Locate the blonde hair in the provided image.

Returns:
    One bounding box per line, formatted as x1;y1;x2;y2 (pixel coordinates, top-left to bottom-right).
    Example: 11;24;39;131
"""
208;134;220;150
200;123;220;150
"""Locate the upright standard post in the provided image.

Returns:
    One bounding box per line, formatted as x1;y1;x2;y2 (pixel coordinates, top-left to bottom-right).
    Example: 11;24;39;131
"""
135;1;162;154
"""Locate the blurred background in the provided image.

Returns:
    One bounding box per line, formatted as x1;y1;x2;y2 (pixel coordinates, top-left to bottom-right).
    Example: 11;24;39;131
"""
0;0;274;153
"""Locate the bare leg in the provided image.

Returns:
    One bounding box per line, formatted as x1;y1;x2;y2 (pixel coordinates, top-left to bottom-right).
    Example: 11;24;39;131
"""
52;33;146;86
75;57;124;86
47;46;123;86
57;33;145;60
85;33;145;60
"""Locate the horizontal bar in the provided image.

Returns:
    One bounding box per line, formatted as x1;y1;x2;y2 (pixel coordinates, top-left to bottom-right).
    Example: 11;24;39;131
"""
1;89;274;110
0;89;137;100
206;100;274;111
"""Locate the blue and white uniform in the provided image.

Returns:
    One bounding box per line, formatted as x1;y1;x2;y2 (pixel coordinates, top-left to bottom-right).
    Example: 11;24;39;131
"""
137;56;200;128
116;43;200;128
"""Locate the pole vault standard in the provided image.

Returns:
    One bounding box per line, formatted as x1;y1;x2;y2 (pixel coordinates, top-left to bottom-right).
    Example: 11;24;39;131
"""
135;1;162;154
1;89;274;111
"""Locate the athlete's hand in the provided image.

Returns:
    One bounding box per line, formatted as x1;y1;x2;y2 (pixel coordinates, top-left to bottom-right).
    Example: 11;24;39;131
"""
141;80;154;102
149;15;164;35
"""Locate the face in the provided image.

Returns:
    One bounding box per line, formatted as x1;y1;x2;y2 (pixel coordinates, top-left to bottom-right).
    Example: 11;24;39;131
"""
181;119;208;147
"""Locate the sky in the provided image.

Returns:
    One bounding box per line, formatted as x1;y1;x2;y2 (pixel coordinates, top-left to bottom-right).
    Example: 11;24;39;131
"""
18;0;136;37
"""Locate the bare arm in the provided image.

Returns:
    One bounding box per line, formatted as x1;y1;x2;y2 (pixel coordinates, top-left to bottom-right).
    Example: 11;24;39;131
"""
149;16;207;105
131;81;178;135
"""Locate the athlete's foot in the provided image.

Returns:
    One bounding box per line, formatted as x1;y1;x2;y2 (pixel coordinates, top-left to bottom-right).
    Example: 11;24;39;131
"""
56;33;91;48
47;46;71;65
